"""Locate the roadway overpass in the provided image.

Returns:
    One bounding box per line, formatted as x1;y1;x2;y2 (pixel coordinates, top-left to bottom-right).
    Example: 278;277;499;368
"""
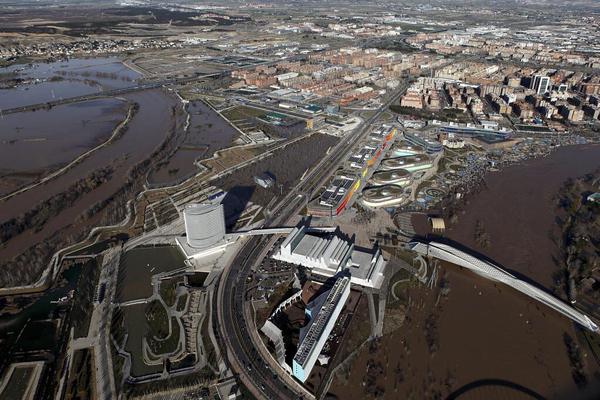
409;241;599;333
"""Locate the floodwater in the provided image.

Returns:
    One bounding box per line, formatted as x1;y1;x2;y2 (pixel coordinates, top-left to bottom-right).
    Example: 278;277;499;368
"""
0;263;82;362
121;303;164;378
0;57;140;109
0;88;180;265
148;100;240;185
332;264;600;399
117;245;186;378
331;144;600;400
446;144;600;289
0;98;128;194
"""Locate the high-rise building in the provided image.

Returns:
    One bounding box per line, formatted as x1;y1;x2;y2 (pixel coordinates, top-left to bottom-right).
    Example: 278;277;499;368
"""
183;203;226;250
531;75;551;95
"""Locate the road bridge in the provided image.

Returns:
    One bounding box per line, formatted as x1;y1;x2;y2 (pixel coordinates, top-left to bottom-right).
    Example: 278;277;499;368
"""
409;241;598;332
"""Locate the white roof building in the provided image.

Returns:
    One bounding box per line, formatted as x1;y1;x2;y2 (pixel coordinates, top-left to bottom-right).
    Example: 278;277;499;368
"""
273;226;387;289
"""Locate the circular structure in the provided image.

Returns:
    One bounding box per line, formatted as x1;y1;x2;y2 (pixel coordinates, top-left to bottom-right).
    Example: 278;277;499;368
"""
380;154;432;172
183;203;226;250
361;184;407;207
390;140;425;157
371;169;412;187
425;187;446;199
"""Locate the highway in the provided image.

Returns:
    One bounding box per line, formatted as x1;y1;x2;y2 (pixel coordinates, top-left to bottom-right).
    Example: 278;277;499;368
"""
216;84;408;400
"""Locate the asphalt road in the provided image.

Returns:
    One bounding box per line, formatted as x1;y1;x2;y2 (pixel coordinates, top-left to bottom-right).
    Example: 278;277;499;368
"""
216;85;408;400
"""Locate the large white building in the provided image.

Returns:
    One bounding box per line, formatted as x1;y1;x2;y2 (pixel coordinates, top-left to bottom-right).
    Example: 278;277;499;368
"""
273;226;387;289
177;203;229;259
292;275;351;382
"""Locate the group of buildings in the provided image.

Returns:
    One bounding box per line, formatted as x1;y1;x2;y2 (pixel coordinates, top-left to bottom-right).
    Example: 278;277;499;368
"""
308;125;398;217
399;62;600;125
230;47;448;109
360;135;436;208
269;223;388;382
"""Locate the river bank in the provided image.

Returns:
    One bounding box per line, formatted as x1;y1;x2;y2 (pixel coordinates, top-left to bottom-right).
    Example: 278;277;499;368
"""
444;143;600;290
331;143;600;400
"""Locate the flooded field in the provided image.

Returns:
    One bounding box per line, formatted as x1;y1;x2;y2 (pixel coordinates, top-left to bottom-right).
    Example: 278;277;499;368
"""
0;98;129;195
0;88;181;287
331;264;600;399
0;57;140;109
116;245;187;378
148;100;241;186
121;303;164;378
331;144;600;400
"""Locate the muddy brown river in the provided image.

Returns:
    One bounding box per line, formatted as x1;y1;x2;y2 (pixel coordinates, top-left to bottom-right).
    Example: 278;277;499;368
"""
331;143;600;400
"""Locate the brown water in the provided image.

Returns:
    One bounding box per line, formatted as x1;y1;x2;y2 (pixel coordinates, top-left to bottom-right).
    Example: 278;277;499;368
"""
331;144;600;400
0;98;128;194
447;144;600;289
148;100;240;185
0;57;140;109
0;89;178;263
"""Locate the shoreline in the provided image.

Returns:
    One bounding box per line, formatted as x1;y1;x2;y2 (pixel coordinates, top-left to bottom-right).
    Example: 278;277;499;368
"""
442;142;600;290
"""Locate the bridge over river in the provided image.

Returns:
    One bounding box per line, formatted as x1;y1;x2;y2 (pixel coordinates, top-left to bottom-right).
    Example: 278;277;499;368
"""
409;241;599;332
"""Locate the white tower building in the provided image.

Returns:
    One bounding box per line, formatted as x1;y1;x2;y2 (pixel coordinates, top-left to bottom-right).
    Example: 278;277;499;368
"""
183;203;226;250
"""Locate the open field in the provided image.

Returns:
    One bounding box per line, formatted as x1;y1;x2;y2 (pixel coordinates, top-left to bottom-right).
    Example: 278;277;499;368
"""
221;105;270;133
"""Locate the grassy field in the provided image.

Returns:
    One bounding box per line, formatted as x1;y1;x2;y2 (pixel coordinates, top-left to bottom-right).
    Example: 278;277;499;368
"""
145;300;170;340
176;293;188;312
159;277;182;308
71;258;101;338
221;105;268;133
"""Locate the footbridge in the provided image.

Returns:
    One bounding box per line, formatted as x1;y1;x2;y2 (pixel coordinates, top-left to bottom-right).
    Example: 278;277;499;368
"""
409;241;599;332
228;226;337;237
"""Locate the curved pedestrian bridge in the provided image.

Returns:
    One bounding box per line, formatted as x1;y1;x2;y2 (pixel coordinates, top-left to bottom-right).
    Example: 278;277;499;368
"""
409;241;598;332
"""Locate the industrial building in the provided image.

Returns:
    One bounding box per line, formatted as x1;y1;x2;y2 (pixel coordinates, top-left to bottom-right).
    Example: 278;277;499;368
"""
292;275;351;382
403;131;443;153
390;141;426;157
254;173;275;189
308;125;398;217
273;226;387;289
435;122;512;140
